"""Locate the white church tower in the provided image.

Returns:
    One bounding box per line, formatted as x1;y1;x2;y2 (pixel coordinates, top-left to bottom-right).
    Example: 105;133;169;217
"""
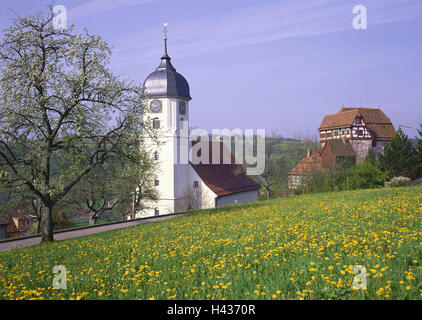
139;31;192;217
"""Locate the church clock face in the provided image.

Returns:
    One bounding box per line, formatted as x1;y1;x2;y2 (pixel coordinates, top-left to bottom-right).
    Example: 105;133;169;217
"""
179;101;186;115
151;100;162;113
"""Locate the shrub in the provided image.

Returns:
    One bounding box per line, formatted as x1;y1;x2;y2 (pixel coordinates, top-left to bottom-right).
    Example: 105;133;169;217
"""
345;159;387;190
385;176;411;188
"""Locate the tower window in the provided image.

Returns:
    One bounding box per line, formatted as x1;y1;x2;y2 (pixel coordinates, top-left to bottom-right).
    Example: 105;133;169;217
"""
154;179;159;186
153;118;160;129
194;181;199;188
154;208;159;216
154;151;159;160
179;101;186;115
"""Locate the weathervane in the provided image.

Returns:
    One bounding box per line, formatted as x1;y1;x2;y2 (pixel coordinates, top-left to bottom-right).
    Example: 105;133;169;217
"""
162;22;168;40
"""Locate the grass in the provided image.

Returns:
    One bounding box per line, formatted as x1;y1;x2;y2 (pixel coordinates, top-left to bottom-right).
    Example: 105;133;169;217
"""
69;217;90;228
0;186;421;300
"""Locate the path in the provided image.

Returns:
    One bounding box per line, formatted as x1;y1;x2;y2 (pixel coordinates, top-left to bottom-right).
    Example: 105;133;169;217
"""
0;212;192;252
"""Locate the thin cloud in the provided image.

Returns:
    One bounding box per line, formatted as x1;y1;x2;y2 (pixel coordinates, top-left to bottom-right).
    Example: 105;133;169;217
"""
68;0;154;19
111;0;422;67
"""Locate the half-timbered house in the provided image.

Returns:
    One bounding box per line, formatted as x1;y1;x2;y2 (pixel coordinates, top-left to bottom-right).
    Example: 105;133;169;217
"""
318;107;395;162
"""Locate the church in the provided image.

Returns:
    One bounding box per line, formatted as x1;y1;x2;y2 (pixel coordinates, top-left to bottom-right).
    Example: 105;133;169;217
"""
132;35;260;218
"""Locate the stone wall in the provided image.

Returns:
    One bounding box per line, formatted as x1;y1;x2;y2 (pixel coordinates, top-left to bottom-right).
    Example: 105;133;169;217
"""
350;140;372;163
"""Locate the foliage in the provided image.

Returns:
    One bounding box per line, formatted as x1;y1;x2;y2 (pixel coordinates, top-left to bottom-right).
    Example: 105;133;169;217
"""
64;138;158;224
414;124;422;178
239;135;319;198
344;153;386;190
385;176;411;188
295;149;387;195
379;128;415;178
0;9;149;241
0;186;421;300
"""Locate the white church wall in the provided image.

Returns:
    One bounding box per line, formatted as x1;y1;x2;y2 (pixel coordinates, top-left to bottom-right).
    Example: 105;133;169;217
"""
215;190;259;207
188;165;217;210
137;97;192;218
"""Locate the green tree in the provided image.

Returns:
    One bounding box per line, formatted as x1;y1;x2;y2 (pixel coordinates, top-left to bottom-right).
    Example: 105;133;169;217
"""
379;128;415;178
253;132;287;199
414;124;422;178
346;155;386;190
0;9;150;241
65;139;158;225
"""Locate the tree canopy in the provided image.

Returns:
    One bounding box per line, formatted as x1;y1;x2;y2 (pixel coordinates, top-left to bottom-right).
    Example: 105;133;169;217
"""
379;127;415;178
0;9;153;241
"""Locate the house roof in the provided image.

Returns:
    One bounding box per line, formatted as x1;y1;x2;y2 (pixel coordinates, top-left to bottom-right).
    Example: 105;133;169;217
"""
190;141;260;197
288;148;323;175
288;140;356;176
0;220;9;226
12;215;36;220
6;222;19;234
319;107;395;140
323;139;356;157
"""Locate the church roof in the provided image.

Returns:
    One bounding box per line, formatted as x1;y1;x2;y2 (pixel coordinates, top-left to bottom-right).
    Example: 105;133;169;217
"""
318;107;395;140
190;141;260;197
143;37;191;100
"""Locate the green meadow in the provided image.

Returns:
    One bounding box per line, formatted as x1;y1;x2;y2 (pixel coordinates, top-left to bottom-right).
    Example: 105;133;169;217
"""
1;186;421;300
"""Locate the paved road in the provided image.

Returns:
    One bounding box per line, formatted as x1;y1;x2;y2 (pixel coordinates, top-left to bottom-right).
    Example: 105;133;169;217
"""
0;212;192;252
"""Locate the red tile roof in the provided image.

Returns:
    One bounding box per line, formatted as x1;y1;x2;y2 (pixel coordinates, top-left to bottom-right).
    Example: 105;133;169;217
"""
323;139;356;157
288;149;323;175
288;140;356;176
319;107;395;140
190;141;260;196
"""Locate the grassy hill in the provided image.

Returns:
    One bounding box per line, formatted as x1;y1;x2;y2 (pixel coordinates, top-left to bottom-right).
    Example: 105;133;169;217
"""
0;186;421;300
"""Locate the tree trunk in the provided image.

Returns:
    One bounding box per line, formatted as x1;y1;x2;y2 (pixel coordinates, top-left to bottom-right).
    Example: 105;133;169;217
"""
41;205;54;242
265;187;270;200
36;219;41;234
89;212;97;225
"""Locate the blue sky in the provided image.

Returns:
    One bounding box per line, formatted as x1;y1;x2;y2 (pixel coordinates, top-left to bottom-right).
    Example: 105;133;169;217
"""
1;0;421;138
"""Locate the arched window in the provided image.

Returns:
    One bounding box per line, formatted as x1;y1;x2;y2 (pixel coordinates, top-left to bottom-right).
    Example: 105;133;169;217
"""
180;117;184;129
154;151;159;161
154;208;159;216
154;179;159;186
179;101;186;115
153;118;160;129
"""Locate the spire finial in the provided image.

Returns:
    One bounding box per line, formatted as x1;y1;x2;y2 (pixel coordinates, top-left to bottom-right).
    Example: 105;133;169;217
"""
162;22;168;57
